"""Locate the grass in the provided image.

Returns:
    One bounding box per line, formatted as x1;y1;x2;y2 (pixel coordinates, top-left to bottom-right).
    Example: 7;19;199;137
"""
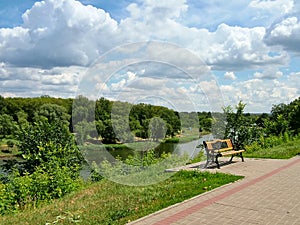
0;170;243;225
244;137;300;159
166;128;210;144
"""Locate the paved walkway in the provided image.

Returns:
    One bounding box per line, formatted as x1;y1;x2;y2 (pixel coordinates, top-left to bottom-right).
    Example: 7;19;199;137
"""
128;156;300;225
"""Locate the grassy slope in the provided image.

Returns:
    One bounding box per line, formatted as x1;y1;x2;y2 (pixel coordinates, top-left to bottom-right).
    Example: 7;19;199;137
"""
244;138;300;159
0;171;242;225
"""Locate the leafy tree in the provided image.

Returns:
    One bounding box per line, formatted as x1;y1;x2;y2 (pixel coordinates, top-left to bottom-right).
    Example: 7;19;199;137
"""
0;114;17;139
34;103;70;127
74;120;98;145
223;101;261;149
17;119;83;175
101;119;118;144
149;117;167;141
288;97;300;135
72;95;95;123
16;110;29;129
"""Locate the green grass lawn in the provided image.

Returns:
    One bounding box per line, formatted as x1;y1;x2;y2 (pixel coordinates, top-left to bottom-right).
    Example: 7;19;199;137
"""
0;171;243;225
244;137;300;159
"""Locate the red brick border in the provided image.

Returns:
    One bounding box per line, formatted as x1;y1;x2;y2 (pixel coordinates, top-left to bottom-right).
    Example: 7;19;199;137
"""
154;157;300;225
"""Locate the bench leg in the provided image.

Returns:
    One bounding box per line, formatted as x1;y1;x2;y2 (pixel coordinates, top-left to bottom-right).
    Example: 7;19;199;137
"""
215;155;220;169
204;158;210;168
240;153;244;162
229;155;234;162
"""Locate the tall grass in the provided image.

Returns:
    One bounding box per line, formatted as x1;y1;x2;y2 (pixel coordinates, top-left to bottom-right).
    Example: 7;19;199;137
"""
244;133;300;159
0;171;243;225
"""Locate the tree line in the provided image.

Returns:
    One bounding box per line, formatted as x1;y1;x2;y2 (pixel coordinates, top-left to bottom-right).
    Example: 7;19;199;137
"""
0;95;212;144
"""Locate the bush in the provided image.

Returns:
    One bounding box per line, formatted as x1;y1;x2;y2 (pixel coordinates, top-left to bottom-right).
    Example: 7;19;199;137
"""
0;167;83;215
164;137;179;143
0;119;84;215
16;119;83;175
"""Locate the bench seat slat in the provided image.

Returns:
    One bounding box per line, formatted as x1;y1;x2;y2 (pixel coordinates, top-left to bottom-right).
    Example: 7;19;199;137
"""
220;149;245;156
216;147;233;152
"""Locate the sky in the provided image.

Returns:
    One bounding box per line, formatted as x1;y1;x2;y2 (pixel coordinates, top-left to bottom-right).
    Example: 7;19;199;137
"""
0;0;300;113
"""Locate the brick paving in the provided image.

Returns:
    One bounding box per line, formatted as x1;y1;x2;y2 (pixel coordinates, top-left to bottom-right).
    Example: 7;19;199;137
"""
128;156;300;225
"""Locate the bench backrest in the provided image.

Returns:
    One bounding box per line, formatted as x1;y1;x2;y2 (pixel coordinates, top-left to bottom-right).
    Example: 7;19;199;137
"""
203;139;234;152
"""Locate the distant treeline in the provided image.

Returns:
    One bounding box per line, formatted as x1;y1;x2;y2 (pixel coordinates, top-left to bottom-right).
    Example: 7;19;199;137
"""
1;95;299;144
0;95;211;144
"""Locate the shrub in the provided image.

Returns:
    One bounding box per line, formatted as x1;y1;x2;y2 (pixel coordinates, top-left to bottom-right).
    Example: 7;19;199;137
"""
0;167;83;215
16;119;83;175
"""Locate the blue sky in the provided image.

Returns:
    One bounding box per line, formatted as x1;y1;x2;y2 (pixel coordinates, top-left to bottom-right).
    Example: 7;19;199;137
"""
0;0;299;112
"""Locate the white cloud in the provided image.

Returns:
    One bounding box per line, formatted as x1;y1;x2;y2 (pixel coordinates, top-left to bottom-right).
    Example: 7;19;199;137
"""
0;0;299;113
0;0;290;72
249;0;294;15
220;75;299;112
0;0;119;68
126;71;136;82
253;68;283;79
265;16;300;53
224;71;236;80
203;24;288;70
0;65;83;98
131;0;188;20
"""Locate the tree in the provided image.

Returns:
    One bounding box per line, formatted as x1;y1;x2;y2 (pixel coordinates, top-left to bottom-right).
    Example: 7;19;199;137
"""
34;103;70;127
0;114;17;139
17;119;83;175
74;120;98;145
149;117;167;141
223;101;261;149
16;110;29;129
287;97;300;135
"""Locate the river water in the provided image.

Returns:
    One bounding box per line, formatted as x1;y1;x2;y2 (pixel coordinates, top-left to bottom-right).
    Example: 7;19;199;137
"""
175;134;213;158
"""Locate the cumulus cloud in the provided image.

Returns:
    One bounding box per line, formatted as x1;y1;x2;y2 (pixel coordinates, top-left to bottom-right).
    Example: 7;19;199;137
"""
249;0;294;15
253;68;283;79
224;71;237;80
0;0;290;71
0;0;299;113
0;65;83;98
127;0;188;21
265;16;300;53
0;0;119;68
220;75;298;112
204;24;288;70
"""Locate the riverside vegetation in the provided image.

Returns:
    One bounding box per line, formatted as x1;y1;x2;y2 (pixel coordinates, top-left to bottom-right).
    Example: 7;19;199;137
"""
0;95;300;223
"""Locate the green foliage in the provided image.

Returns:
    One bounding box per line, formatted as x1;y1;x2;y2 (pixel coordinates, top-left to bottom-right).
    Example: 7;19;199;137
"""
90;161;103;182
6;140;14;149
244;134;300;159
16;119;83;175
34;103;70;126
0;118;85;215
222;101;263;149
97;150;189;186
74;120;98;145
164;137;180;143
149;117;167;141
0;114;18;139
0;167;83;215
266;97;300;136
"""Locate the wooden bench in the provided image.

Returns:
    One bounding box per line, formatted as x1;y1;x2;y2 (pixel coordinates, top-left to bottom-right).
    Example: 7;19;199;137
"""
203;139;245;169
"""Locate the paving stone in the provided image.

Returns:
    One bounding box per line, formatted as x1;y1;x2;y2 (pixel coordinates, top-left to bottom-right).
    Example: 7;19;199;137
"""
128;156;300;225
